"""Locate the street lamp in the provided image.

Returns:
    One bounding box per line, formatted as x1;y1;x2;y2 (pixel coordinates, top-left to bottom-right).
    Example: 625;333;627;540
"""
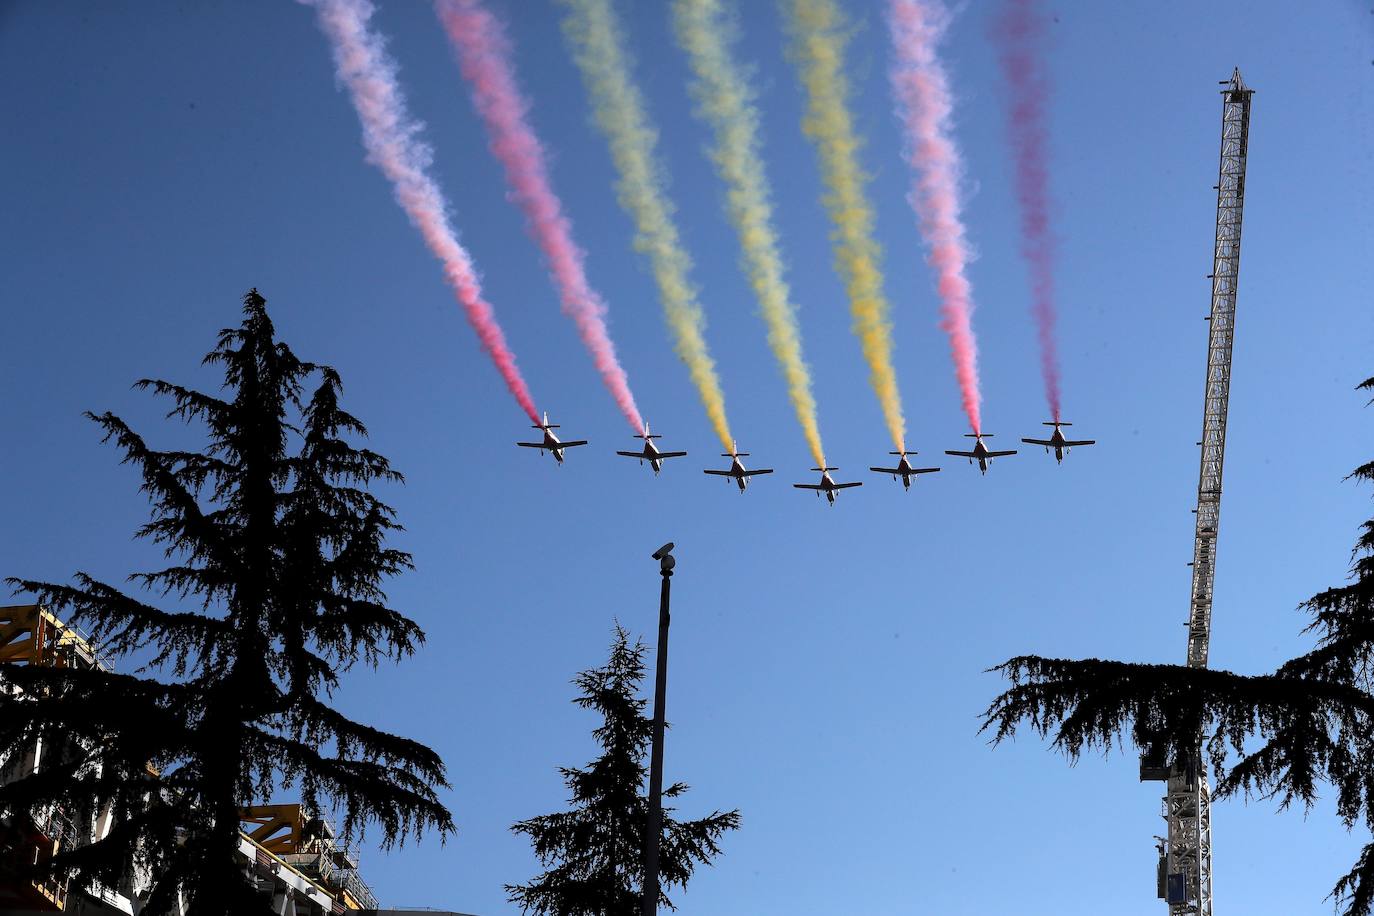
641;542;674;916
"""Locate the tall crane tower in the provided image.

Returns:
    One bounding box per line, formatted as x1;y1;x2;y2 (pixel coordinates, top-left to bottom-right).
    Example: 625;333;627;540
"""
1142;68;1253;916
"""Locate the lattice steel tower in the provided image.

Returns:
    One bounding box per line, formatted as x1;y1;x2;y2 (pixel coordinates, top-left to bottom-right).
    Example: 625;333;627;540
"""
1141;68;1253;916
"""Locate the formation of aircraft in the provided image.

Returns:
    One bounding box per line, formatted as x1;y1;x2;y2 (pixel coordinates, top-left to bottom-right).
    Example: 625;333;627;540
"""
518;419;1096;495
792;467;863;505
869;450;941;490
945;432;1018;475
615;423;688;475
704;442;773;493
1021;420;1096;464
516;412;588;465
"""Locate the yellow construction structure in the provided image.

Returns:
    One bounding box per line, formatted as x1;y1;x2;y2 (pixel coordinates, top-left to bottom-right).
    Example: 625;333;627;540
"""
0;604;378;913
0;604;100;911
241;804;377;909
0;602;104;669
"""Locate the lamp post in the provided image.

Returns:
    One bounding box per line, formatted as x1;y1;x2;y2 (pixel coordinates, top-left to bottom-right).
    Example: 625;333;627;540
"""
641;542;674;916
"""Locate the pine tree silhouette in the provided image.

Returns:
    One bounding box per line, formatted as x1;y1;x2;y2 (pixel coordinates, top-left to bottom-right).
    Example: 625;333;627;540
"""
5;290;453;914
507;625;739;914
982;375;1374;915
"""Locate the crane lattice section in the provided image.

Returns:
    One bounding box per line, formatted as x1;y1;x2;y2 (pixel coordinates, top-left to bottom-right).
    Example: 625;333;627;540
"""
1162;68;1253;916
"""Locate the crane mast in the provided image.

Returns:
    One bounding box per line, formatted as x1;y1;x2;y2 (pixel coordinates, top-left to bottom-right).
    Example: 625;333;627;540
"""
1150;69;1253;916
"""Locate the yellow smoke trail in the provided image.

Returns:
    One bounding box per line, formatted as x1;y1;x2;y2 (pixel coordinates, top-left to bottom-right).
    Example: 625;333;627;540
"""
672;0;826;468
782;0;906;453
559;0;733;450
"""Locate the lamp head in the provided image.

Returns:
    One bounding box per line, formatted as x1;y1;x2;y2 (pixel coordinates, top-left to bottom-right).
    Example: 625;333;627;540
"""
651;542;674;561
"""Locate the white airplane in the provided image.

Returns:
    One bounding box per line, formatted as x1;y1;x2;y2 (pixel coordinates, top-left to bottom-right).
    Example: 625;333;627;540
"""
792;467;862;505
516;412;588;465
1021;421;1095;464
616;423;687;475
945;433;1017;475
869;450;941;490
703;442;773;493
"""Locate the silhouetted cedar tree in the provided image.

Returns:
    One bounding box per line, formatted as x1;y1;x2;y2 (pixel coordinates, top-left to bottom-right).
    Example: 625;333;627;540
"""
507;625;739;914
981;375;1374;916
4;290;453;914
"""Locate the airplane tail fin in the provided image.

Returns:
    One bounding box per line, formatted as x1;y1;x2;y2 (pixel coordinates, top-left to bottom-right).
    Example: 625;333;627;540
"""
722;452;749;457
811;467;838;472
889;450;917;456
1044;421;1071;427
964;433;992;438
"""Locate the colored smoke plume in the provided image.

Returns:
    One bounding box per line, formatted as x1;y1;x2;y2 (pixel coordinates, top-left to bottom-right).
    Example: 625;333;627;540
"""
672;0;826;468
994;0;1061;421
437;0;645;434
782;0;907;453
306;0;538;422
887;0;983;434
559;0;734;450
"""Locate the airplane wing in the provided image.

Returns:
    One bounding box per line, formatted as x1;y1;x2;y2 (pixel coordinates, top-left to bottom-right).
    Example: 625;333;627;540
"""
656;451;688;460
1063;439;1096;447
517;442;546;449
1021;438;1054;446
703;469;732;477
559;440;588;448
913;467;940;474
793;484;824;490
740;469;772;477
945;450;978;458
615;450;643;458
834;482;862;489
870;466;900;474
987;449;1018;458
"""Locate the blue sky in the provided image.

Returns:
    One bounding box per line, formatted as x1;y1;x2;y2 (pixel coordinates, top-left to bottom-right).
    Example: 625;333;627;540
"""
3;1;1373;913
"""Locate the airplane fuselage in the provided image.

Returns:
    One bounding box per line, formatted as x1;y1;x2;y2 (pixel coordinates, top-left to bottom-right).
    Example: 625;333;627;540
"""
817;471;840;504
1046;427;1069;463
894;456;917;490
970;442;993;474
628;441;665;474
540;429;568;464
726;456;748;491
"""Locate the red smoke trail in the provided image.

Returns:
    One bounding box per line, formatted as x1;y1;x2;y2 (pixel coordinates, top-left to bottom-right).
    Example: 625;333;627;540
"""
994;0;1061;422
436;0;644;434
887;0;982;434
307;0;539;423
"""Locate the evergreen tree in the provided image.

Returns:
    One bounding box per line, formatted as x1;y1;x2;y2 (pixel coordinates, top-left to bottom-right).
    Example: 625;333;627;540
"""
982;376;1374;915
4;290;453;914
507;625;739;914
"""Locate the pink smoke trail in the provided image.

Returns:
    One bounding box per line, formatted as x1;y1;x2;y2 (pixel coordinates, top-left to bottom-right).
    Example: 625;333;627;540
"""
994;0;1061;422
436;0;644;434
306;0;539;423
887;0;982;434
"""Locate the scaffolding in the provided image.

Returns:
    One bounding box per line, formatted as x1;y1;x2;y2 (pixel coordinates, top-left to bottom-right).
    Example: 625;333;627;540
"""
0;603;107;671
0;604;105;911
0;605;380;913
241;804;379;910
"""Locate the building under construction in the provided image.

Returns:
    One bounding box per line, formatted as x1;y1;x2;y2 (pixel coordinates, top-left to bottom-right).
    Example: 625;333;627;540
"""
0;604;474;916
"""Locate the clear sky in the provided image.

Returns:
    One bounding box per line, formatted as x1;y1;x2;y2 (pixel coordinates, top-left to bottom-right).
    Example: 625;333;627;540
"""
3;1;1373;913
